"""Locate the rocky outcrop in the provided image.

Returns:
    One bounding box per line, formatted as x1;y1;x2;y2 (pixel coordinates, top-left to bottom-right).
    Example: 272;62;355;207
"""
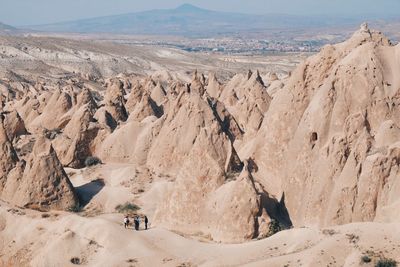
189;70;206;96
126;82;144;113
104;80;128;122
8;136;78;210
221;70;271;134
2;110;27;141
149;90;271;242
0;116;18;192
1;25;400;243
152;124;252;242
53;104;100;168
99;116;163;165
251;25;400;227
150;82;166;106
129;92;163;122
30;89;73;131
206;72;222;99
147;93;216;175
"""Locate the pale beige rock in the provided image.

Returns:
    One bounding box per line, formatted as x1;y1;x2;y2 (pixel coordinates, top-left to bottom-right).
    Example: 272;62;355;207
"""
57;87;98;129
146;92;217;175
104;80;128;122
10;136;78;210
206;72;222;99
53;104;100;168
94;107;117;131
220;70;271;134
153;125;250;242
129;92;163;122
125;82;144;113
0;116;18;193
251;26;400;228
149;89;275;242
99;116;163;165
189;70;206;96
30;89;73;131
1;26;400;249
2;110;27;141
150;82;166;106
13;96;42;128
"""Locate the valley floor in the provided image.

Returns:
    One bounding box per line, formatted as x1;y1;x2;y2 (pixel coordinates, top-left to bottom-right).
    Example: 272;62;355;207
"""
1;164;399;267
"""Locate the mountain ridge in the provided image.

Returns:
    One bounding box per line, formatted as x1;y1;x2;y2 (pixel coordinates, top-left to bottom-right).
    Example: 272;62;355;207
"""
0;22;17;34
26;4;361;36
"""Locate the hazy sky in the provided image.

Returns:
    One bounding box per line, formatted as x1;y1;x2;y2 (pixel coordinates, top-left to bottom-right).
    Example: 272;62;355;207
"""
1;0;400;26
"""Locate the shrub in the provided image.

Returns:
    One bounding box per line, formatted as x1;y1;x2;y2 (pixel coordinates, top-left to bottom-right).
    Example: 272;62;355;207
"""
115;202;140;214
70;257;81;265
45;128;62;140
267;219;283;237
376;258;397;267
84;156;102;167
68;203;82;213
361;255;371;263
322;229;337;235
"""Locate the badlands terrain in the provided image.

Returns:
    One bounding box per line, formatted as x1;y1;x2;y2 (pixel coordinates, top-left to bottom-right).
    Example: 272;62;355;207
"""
0;24;400;267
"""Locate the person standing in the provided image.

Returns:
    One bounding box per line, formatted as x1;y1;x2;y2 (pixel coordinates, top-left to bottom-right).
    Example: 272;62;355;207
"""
134;216;140;231
123;215;130;229
144;216;149;230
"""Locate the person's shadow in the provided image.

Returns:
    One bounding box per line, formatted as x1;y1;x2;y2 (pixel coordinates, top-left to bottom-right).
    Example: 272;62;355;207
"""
75;178;105;207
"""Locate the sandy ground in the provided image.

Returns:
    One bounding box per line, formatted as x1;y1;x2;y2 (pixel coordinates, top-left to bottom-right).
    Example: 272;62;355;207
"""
1;163;399;267
0;35;306;84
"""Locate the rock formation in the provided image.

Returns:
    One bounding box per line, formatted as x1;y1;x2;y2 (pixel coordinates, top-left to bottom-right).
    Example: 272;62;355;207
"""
206;72;222;99
104;80;128;122
0;130;78;210
30;89;73;131
9;136;78;210
2;110;27;141
0;115;18;193
1;25;399;245
251;25;400;227
53;103;100;168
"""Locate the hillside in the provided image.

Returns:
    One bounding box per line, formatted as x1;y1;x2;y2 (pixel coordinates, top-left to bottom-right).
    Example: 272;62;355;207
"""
0;22;17;35
0;24;399;266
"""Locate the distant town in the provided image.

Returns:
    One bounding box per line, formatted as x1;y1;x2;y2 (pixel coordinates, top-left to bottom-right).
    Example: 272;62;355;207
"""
112;36;340;54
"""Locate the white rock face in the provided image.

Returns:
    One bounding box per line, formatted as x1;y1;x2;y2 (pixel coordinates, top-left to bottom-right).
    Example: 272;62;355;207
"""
251;27;400;227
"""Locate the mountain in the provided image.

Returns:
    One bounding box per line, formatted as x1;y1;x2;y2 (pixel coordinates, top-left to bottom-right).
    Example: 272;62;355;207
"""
0;22;17;34
28;4;357;36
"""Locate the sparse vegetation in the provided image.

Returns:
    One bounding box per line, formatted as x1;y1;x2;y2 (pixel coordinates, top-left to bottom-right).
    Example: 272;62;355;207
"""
45;128;62;140
322;229;337;235
346;233;359;244
115;202;140;213
84;156;102;167
68;203;82;213
266;219;283;237
70;257;81;265
26;204;48;213
361;255;371;263
375;258;397;267
225;171;240;182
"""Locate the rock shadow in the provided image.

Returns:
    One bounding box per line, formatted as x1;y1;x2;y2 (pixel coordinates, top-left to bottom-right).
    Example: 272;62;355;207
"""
245;167;293;237
252;190;293;239
75;178;105;207
261;192;293;228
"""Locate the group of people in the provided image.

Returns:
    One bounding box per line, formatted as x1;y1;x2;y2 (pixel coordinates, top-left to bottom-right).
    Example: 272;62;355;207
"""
124;215;149;231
